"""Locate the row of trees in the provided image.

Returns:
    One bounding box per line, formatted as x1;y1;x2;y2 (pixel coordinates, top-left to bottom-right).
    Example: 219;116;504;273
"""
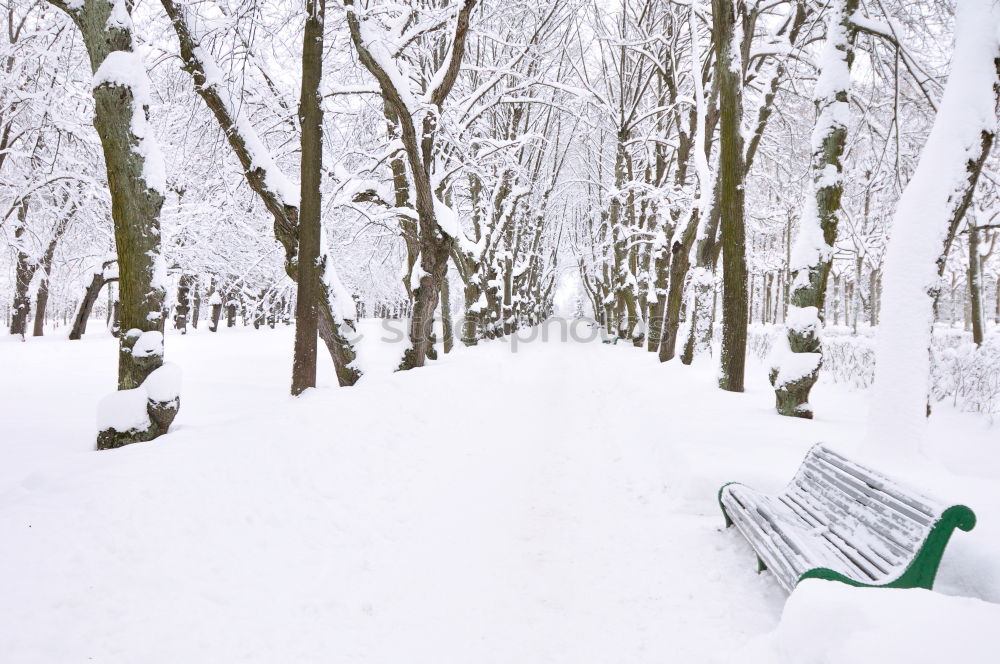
2;0;998;448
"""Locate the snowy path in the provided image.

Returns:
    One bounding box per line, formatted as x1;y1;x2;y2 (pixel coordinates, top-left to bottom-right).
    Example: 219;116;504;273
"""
1;324;998;662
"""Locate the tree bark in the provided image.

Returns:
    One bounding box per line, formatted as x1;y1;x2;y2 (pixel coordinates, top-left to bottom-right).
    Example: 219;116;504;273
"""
174;273;192;334
771;0;858;418
713;0;748;392
291;0;324;396
48;0;178;449
969;225;985;345
9;200;32;338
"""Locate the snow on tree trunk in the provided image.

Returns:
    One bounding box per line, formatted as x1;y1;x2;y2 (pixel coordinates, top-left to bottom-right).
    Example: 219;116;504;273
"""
47;0;179;449
867;0;1000;453
770;0;858;419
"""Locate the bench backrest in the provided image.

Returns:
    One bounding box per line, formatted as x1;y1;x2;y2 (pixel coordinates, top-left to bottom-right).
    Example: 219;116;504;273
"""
787;445;947;575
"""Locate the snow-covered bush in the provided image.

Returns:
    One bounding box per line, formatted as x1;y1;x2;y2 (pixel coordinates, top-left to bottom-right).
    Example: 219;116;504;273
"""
748;324;1000;415
820;334;876;389
932;332;1000;416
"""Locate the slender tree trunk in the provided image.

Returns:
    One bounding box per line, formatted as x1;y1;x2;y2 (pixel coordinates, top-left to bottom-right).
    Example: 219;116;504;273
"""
442;269;454;353
9;200;32;338
174;274;192;334
191;281;200;328
969;225;985;345
69;270;114;340
291;0;325;396
661;214;698;362
713;0;748;392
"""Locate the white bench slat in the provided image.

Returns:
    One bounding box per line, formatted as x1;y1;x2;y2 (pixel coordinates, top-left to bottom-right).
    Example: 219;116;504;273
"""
803;455;934;529
816;447;940;518
724;486;876;588
793;465;923;559
779;491;893;578
722;490;802;591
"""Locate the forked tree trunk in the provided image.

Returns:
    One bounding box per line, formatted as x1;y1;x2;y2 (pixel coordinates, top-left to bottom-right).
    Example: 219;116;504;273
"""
30;203;76;337
661;217;698;362
345;0;478;371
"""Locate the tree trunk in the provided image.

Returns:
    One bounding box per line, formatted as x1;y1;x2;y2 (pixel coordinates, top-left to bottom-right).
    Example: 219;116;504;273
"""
713;0;748;393
9;200;32;338
868;0;1000;450
661;215;698;362
160;0;360;386
174;274;192;334
50;0;178;449
69;271;110;340
291;0;324;396
969;225;985;345
442;268;454;354
191;281;200;328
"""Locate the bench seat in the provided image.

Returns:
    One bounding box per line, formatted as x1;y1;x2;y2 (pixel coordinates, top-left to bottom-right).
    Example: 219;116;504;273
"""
718;444;976;593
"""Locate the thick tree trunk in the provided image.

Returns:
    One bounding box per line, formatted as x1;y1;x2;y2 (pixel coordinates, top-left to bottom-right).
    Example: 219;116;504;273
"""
291;0;324;396
868;0;1000;450
713;0;748;393
49;0;178;449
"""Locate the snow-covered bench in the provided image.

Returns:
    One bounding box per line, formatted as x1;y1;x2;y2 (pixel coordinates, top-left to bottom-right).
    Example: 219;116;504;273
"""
718;444;976;592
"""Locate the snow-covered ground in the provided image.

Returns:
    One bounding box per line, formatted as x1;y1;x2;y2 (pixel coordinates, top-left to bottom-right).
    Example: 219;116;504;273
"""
1;321;998;663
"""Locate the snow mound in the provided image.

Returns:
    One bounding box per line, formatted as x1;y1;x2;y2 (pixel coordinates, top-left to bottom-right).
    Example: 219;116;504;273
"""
144;362;182;403
96;387;151;432
738;579;1000;663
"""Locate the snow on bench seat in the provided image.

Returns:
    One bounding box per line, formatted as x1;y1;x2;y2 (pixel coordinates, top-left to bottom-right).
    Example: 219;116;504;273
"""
718;444;976;593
